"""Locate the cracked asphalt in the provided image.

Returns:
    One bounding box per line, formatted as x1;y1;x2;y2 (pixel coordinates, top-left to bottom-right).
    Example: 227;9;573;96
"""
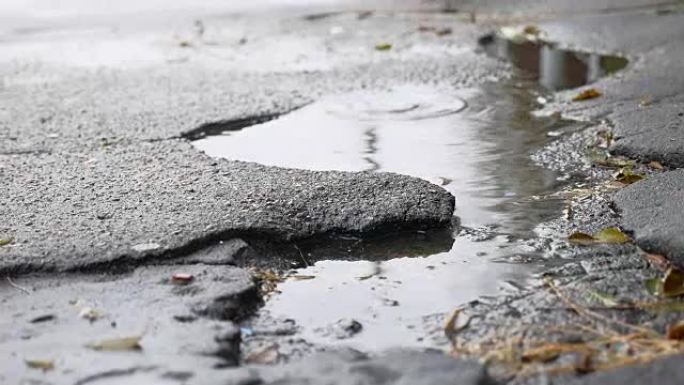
4;0;684;384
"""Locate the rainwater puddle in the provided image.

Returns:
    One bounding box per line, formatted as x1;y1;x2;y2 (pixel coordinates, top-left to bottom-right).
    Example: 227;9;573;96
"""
192;81;582;351
479;33;628;91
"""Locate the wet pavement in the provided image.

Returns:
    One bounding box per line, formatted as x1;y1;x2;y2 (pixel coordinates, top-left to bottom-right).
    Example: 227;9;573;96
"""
194;80;577;351
4;1;684;384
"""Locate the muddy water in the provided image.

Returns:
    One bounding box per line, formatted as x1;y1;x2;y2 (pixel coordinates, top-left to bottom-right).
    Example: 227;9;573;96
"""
192;79;578;350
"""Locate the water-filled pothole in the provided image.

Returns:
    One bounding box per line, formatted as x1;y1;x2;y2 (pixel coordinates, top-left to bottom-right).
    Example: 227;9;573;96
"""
479;32;628;91
191;81;585;352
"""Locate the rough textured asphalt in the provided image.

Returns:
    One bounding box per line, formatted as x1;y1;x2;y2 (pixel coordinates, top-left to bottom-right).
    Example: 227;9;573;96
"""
613;170;684;265
4;0;684;384
0;139;454;274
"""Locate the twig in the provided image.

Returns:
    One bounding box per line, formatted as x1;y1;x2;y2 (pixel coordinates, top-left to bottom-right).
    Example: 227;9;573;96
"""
6;276;30;295
292;244;309;267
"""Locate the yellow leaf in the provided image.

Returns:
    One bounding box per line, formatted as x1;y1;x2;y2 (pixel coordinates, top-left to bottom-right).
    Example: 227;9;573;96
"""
568;232;596;245
0;237;12;246
573;88;602;102
593;227;630;244
375;43;392;51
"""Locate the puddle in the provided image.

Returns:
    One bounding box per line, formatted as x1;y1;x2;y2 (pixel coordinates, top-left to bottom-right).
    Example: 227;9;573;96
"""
192;81;585;351
479;33;628;91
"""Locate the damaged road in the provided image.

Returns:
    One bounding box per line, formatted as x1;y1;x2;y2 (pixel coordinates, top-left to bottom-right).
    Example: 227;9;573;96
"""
5;0;684;384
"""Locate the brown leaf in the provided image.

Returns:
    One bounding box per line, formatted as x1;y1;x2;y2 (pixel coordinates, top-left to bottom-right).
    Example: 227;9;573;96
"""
667;320;684;340
643;252;671;270
573;88;602;102
663;268;684;297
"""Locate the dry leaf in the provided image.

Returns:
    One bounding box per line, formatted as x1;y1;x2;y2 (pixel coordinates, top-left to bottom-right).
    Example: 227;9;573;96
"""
643;252;671;270
573;88;602;102
25;359;54;371
663;268;684;297
87;336;142;351
667;320;684;340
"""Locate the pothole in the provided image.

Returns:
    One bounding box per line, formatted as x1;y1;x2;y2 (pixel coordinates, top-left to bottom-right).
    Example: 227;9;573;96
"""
190;82;575;353
188;40;629;358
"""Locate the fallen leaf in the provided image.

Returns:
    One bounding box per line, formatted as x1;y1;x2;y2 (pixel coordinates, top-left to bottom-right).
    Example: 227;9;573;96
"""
179;40;192;48
667;320;684;340
663;268;684;297
573;88;602;102
87;336;142;351
644;278;663;296
569;228;630;246
0;237;13;246
25;359;54;371
375;43;392;51
614;168;645;185
593;227;631;244
568;232;597;246
643;252;671;270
